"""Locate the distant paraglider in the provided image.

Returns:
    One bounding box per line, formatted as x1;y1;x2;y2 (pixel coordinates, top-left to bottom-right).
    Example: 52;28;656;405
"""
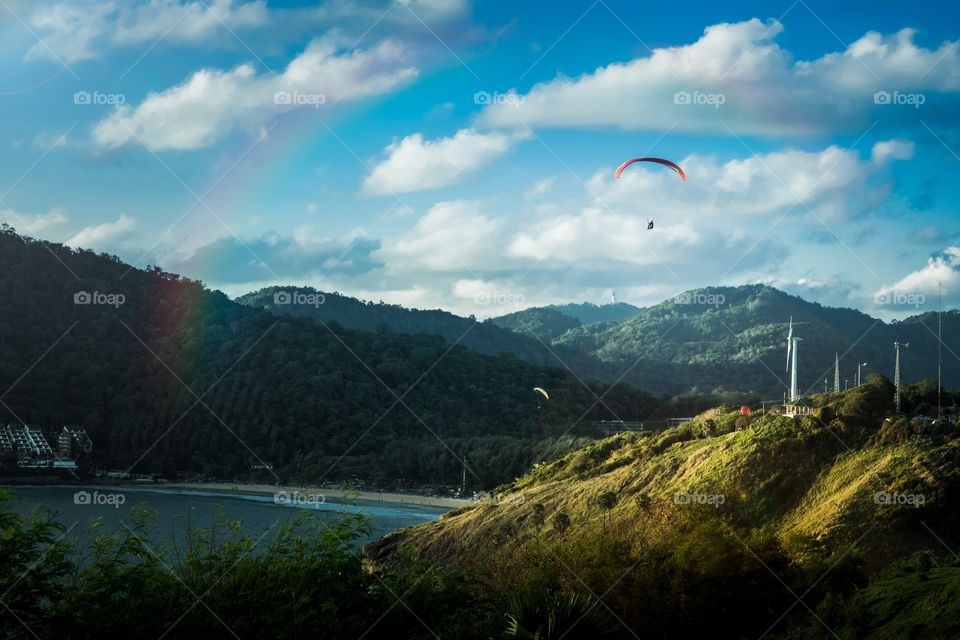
533;387;550;409
614;157;686;231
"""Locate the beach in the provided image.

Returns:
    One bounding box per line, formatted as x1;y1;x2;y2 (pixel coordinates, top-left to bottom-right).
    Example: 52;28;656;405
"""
158;482;475;509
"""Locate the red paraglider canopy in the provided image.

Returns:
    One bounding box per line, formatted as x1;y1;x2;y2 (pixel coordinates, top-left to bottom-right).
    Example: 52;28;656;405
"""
614;157;686;182
740;406;751;416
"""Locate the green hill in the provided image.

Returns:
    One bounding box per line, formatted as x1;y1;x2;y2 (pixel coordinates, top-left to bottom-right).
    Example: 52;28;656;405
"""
367;377;960;637
547;285;959;397
235;286;614;382
546;301;643;325
0;227;657;488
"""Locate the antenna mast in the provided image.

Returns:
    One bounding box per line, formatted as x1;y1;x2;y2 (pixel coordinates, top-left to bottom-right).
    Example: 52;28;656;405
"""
894;341;909;413
834;353;840;393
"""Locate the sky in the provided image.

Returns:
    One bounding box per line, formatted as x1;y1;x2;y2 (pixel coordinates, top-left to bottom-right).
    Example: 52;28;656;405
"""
1;0;958;320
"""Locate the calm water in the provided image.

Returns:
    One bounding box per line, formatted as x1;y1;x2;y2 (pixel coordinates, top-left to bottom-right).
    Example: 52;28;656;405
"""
3;485;448;552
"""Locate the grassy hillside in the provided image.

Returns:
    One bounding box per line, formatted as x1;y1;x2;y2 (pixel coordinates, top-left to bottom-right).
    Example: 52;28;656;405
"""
368;377;960;637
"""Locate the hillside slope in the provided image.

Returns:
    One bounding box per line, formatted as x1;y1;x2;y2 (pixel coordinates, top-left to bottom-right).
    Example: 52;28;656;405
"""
368;378;960;636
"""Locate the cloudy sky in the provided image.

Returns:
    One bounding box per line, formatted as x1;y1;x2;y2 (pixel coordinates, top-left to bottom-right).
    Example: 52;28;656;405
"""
1;0;958;319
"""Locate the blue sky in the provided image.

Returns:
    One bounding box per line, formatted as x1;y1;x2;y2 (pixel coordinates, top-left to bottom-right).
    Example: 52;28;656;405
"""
1;0;958;318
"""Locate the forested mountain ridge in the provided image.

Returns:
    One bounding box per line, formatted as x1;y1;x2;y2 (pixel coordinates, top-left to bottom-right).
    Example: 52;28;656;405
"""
235;286;610;378
240;283;958;399
543;285;958;397
0;227;657;487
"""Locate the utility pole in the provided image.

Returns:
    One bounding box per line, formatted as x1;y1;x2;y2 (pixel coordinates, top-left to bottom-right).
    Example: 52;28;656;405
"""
939;282;943;419
845;379;849;391
461;454;468;497
824;378;828;394
894;341;909;413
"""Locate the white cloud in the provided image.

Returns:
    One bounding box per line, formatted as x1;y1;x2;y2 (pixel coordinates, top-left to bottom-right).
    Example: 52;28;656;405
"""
874;247;960;308
67;214;136;249
32;131;68;150
524;177;555;199
92;38;418;151
362;129;526;196
375;200;506;271
26;0;268;64
1;208;69;235
480;19;960;137
588;143;899;224
871;139;915;163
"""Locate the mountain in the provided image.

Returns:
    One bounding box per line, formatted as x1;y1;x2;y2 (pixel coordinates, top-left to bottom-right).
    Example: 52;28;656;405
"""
490;302;641;342
0;228;657;487
235;286;610;379
368;377;960;638
489;307;582;342
542;285;959;398
546;301;642;325
241;284;959;400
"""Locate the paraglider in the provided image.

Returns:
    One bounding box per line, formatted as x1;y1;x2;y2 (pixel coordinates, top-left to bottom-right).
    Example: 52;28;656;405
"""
740;405;751;416
533;387;550;409
614;157;686;230
614;157;686;182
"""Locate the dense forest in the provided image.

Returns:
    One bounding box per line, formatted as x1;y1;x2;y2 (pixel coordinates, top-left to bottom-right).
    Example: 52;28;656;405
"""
0;227;657;488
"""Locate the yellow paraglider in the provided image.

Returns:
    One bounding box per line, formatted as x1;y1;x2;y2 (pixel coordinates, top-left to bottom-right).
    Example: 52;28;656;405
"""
533;387;550;400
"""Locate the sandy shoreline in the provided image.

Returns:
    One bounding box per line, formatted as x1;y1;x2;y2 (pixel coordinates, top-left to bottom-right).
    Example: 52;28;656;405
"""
157;482;475;509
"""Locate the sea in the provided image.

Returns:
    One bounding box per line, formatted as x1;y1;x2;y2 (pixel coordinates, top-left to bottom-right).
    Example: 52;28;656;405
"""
1;485;448;552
